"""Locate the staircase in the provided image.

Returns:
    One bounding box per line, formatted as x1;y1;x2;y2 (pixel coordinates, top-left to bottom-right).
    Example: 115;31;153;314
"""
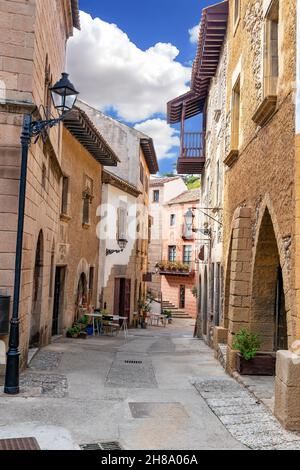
162;301;193;319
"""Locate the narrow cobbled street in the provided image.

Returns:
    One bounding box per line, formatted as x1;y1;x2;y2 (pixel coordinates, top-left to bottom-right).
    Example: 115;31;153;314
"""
0;319;300;450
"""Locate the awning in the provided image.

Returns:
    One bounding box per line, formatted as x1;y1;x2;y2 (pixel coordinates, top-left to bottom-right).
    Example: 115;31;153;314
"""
167;1;228;124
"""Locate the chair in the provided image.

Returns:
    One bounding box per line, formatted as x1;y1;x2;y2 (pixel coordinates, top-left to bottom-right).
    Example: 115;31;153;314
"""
102;316;120;336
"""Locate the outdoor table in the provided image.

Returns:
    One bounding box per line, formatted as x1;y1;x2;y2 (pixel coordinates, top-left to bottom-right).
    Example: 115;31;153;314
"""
86;313;128;338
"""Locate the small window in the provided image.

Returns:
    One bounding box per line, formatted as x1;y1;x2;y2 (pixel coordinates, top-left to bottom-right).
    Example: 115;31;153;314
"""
153;190;160;202
183;245;192;265
234;0;240;27
41;163;47;190
117;201;127;240
89;266;95;299
168;246;176;262
61;176;69;215
231;76;241;150
140;164;144;185
145;176;149;194
83;195;90;225
264;0;279;97
170;214;176;226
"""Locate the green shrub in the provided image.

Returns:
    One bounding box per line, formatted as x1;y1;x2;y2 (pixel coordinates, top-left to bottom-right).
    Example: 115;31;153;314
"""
232;329;261;361
163;309;172;318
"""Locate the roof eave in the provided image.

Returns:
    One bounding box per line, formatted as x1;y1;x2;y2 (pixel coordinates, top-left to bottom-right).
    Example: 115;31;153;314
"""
140;138;159;174
63;108;120;167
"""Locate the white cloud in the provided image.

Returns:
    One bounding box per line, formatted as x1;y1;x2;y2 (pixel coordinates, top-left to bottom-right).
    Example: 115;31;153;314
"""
134;119;180;160
67;11;191;123
189;24;200;44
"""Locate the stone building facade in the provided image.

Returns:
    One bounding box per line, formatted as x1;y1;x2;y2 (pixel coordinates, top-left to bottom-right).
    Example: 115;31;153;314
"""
0;0;80;369
222;0;296;382
198;34;227;344
76;101;159;324
53;108;119;335
159;189;200;319
148;176;188;298
168;0;300;430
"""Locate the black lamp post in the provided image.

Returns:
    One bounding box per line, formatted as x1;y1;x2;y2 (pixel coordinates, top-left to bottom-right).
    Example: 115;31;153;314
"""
4;73;79;395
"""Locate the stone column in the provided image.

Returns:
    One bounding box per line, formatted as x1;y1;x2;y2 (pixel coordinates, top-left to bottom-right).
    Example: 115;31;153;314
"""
275;348;300;431
226;207;252;372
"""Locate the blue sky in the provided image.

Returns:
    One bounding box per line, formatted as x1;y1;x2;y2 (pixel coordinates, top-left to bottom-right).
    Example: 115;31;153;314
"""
73;0;216;174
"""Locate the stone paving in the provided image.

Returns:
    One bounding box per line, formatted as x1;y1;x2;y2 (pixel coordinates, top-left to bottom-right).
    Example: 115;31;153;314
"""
19;374;68;398
193;376;300;450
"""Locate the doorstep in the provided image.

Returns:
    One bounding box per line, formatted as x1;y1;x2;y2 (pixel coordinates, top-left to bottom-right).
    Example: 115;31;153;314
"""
233;372;275;413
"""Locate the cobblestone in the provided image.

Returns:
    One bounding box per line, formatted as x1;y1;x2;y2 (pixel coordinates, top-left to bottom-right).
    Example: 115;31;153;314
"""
193;376;300;450
19;374;68;398
29;351;62;370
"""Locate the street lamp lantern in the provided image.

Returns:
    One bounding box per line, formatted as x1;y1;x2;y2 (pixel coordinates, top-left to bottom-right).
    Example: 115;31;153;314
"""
118;238;128;251
106;238;128;256
4;73;79;395
184;208;195;231
50;73;79;114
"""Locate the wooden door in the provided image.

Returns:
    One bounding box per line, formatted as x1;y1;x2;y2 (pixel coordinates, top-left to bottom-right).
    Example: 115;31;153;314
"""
114;278;121;315
124;279;131;319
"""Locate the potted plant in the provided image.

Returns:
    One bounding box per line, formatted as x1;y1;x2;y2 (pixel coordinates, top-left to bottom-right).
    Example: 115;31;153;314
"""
233;329;276;376
163;309;173;324
66;325;80;338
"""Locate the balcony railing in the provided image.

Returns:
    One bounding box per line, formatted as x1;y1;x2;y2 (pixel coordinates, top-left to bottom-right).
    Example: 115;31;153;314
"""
177;132;206;175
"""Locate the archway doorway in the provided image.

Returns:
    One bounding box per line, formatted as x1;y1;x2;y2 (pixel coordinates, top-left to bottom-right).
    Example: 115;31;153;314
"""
75;272;88;320
29;231;44;347
251;209;288;351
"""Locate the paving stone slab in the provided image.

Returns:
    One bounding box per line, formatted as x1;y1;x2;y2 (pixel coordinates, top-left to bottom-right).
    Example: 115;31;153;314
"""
106;355;158;389
206;397;258;408
218;412;275;427
213;404;266;417
193;376;300;450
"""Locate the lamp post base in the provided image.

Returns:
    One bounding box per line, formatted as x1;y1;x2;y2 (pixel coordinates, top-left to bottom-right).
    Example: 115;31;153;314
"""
4;349;20;395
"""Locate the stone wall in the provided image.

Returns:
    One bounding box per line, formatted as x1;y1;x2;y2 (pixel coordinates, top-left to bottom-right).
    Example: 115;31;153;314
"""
57;128;102;331
0;0;76;368
223;0;297;371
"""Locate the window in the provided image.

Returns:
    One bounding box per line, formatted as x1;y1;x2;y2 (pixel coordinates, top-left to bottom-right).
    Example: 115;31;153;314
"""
264;0;279;97
183;246;192;265
168;246;176;262
153;190;160;202
170;214;176;226
216;161;220;206
140;163;144;185
83;195;90;225
41;163;47;189
117;201;127;240
61;176;69;215
89;266;95;300
234;0;240;28
82;177;93;226
231;76;241;150
145;176;149;194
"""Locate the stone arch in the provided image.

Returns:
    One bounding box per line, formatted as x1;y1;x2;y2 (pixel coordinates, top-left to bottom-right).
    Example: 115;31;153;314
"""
29;230;44;347
250;204;290;350
74;258;89;321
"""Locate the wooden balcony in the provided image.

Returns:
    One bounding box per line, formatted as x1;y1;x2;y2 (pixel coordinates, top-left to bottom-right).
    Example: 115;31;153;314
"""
177;132;206;175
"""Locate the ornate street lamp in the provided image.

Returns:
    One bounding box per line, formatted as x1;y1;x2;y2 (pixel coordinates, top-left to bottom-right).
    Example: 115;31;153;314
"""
106;238;128;256
4;73;79;395
184;208;195;232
